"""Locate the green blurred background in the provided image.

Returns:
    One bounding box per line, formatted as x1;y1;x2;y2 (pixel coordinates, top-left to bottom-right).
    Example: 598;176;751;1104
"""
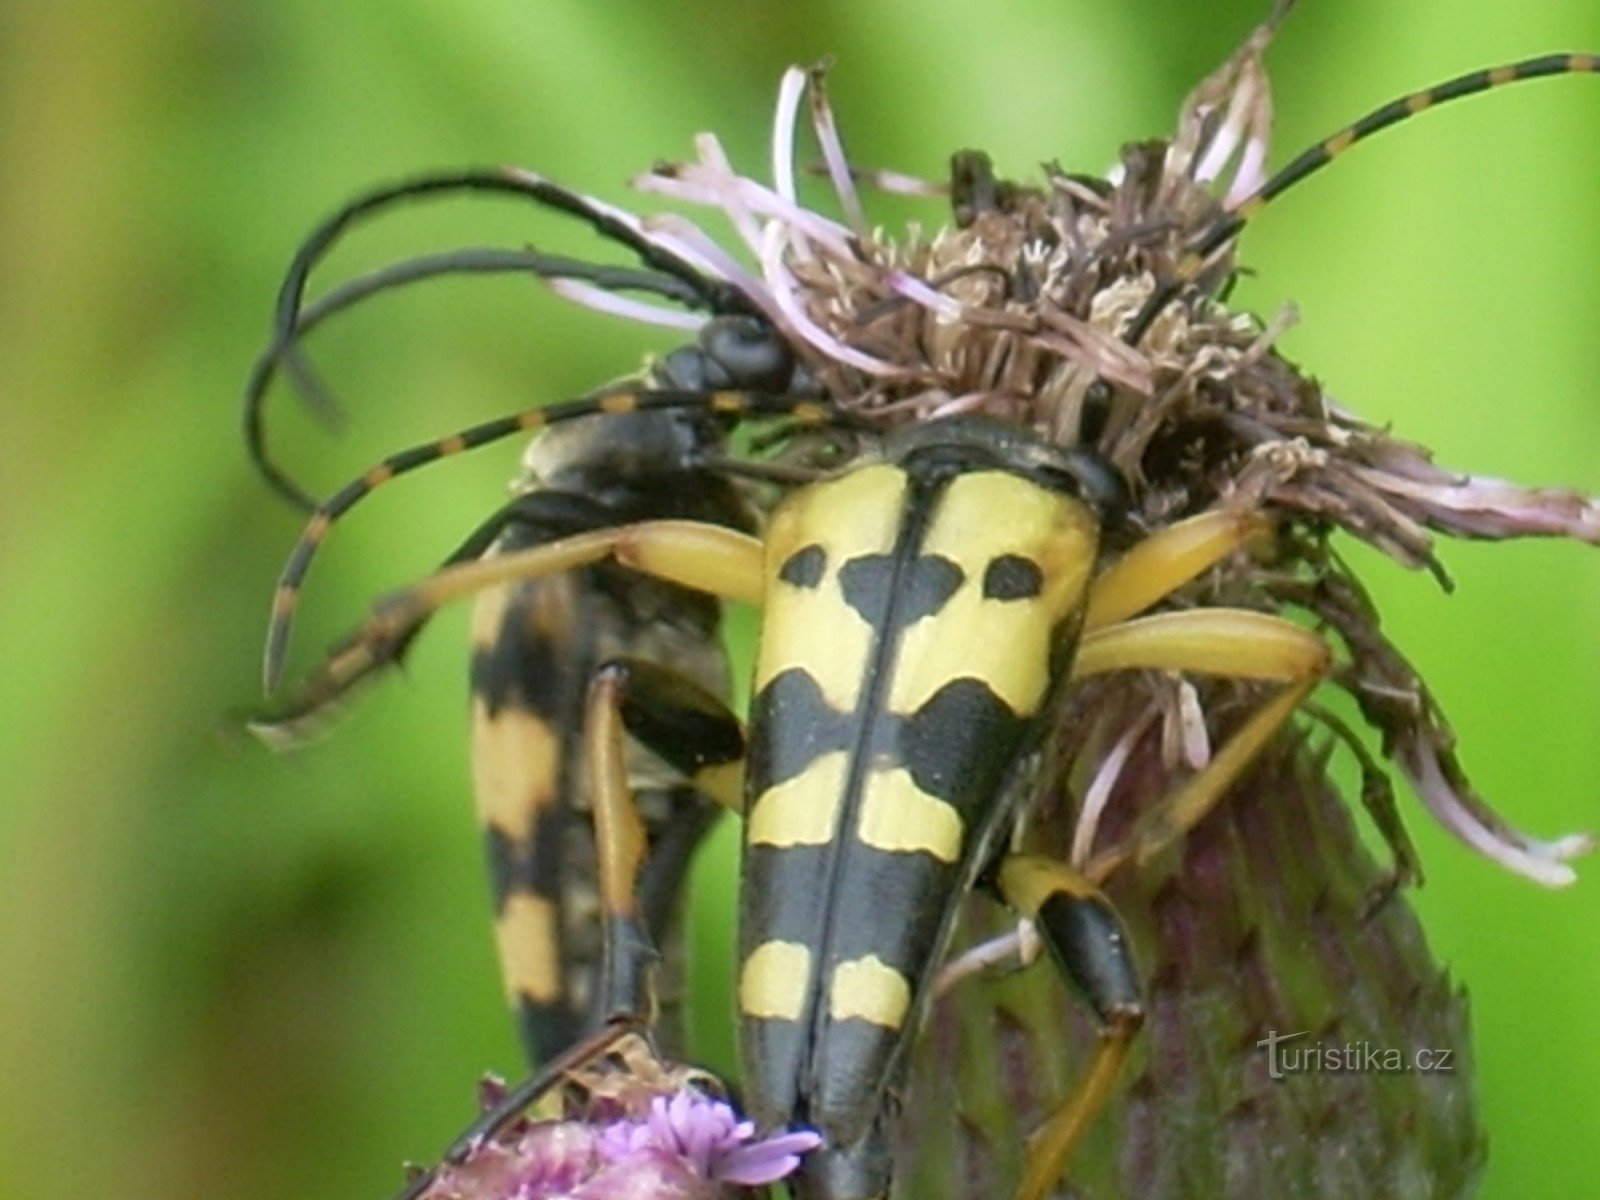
2;1;1596;1197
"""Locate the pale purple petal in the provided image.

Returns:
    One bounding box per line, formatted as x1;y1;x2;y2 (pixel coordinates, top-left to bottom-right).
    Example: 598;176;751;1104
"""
1193;61;1261;185
573;1149;713;1200
714;1129;825;1186
925;391;1001;419
1395;736;1592;887
1072;707;1158;866
807;63;869;233
1223;87;1274;208
761;224;908;377
638;165;855;256
931;920;1040;999
771;66;807;205
1349;463;1600;543
641;214;778;319
545;278;708;332
693;132;767;254
844;166;945;197
887;269;965;320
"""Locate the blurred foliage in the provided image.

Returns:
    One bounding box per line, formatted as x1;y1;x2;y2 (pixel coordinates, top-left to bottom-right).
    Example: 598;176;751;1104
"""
0;2;1596;1199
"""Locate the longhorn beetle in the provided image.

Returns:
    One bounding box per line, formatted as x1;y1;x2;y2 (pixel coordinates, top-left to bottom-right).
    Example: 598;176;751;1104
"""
239;166;860;1072
251;29;1597;1200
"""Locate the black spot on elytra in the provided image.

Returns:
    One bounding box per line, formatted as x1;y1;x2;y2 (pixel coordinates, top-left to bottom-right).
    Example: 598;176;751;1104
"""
482;805;565;913
982;554;1044;600
747;669;851;791
471;592;575;722
778;543;827;589
898;677;1030;807
837;554;964;627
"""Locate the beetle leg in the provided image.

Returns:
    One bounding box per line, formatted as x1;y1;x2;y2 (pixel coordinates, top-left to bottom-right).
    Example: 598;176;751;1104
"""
1082;507;1270;632
994;854;1144;1200
583;658;747;1027
253;519;765;731
1069;608;1332;881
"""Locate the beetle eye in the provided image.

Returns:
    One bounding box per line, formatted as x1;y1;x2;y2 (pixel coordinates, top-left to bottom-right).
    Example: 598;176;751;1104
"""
700;317;794;391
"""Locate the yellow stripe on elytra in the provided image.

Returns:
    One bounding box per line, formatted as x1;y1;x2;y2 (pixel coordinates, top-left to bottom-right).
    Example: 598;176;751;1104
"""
856;768;963;862
469;583;513;651
495;891;562;1006
829;955;912;1029
471;700;561;842
747;752;848;847
754;464;908;712
740;941;812;1021
888;471;1097;716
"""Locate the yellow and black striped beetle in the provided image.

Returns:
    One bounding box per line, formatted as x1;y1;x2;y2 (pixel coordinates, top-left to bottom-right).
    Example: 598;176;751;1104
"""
248;31;1599;1200
242;169;841;1079
252;326;828;1074
257;386;1326;1200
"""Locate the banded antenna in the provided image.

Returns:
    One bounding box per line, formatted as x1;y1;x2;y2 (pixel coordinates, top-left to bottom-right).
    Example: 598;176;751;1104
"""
260;388;851;692
1126;52;1600;344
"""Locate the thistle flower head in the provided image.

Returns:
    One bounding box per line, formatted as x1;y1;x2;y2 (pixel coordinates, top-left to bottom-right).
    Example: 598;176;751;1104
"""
538;7;1593;889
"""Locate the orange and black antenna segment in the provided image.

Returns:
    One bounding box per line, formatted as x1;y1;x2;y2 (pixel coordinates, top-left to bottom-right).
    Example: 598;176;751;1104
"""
259;388;847;692
1127;52;1600;344
243;167;757;511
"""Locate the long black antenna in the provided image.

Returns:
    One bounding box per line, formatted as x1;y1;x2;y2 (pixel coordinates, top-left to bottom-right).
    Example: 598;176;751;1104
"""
244;168;755;509
1127;52;1600;344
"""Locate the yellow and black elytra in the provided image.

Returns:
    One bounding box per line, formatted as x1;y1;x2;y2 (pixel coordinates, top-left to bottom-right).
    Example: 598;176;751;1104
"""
263;407;1331;1200
728;420;1330;1200
462;321;810;1069
463;414;741;1068
252;303;835;1072
239;158;849;1074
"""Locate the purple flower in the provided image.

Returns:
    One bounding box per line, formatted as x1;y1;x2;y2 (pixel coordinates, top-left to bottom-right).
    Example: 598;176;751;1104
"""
597;1090;822;1188
422;1087;819;1200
